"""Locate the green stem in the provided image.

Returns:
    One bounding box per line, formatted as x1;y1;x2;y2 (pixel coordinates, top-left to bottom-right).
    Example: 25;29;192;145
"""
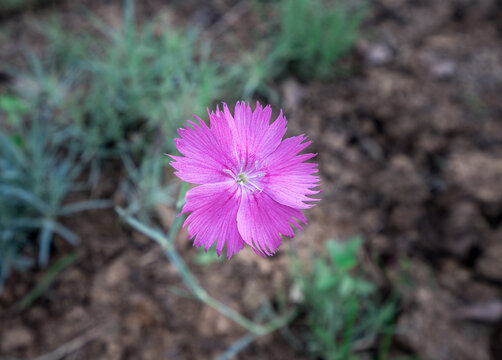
116;182;297;337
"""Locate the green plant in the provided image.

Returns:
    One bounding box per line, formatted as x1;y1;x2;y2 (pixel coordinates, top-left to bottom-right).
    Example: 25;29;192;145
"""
42;17;89;73
194;243;223;266
0;114;110;290
227;0;366;101
0;95;30;127
76;0;221;165
228;46;282;102
293;237;396;360
276;0;366;79
8;50;78;113
18;251;80;310
5;17;85;114
120;147;176;219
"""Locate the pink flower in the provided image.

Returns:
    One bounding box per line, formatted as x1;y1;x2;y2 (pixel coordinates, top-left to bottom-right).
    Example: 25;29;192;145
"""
168;102;320;258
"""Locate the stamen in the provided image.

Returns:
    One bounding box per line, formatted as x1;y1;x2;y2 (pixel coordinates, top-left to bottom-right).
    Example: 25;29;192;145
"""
225;161;266;191
239;157;245;173
249;181;264;193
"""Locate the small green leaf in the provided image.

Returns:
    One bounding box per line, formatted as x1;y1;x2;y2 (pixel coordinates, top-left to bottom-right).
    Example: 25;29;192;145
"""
0;95;30;126
19;252;80;310
10;134;24;148
194;245;222;265
326;236;362;270
353;278;376;296
339;275;356;296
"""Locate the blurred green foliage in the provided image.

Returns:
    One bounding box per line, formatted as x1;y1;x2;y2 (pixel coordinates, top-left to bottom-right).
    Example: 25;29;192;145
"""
77;0;221;164
9;0;221;166
276;0;366;79
0;95;29;126
120;149;176;219
232;0;366;100
19;251;80;310
195;244;223;265
0;110;109;289
229;46;283;103
293;237;396;360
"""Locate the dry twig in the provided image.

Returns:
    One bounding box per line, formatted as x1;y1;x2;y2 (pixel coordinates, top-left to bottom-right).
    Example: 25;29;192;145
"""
0;321;114;360
204;1;251;40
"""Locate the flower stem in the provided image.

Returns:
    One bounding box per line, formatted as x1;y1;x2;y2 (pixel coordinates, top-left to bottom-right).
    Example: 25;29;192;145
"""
116;182;297;337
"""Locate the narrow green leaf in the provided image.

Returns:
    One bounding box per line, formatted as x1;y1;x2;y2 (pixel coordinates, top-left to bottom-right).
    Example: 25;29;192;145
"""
19;252;80;310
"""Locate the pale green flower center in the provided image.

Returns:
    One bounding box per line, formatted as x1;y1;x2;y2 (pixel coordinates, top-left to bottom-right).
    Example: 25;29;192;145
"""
223;167;265;192
236;173;248;184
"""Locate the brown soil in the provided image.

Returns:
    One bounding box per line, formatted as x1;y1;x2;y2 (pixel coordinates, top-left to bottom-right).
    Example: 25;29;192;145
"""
1;1;502;359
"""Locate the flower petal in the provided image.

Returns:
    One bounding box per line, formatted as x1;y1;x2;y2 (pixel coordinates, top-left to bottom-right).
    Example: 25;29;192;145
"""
261;135;320;209
236;190;306;256
222;101;287;164
181;182;244;258
170;117;236;184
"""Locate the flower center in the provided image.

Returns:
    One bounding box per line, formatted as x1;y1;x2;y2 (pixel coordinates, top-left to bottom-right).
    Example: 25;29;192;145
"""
236;173;248;184
223;163;266;192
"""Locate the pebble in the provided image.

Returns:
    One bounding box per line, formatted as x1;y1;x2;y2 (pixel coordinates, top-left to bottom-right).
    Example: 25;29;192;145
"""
1;325;34;352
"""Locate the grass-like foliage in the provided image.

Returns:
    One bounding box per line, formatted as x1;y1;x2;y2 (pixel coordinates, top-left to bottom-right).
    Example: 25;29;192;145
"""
77;0;221;164
120;149;176;218
9;1;221;170
231;0;366;100
195;243;223;266
228;46;283;102
277;0;366;79
293;237;395;360
0;105;109;289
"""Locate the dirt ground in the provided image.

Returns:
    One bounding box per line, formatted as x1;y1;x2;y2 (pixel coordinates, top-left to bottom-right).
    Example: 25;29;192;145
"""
1;0;502;359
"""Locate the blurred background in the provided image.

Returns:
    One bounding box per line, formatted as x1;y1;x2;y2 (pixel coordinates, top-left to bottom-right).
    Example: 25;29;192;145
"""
1;0;501;359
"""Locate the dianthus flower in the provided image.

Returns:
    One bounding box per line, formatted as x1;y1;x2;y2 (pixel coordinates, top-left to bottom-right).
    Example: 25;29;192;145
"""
168;101;320;258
